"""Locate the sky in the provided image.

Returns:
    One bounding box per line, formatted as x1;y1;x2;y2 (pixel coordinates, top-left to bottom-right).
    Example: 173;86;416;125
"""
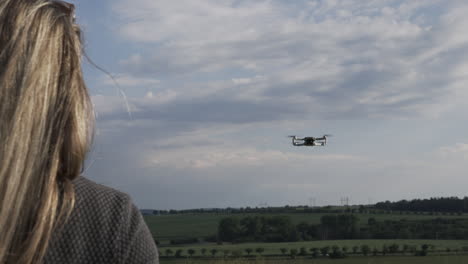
74;0;468;210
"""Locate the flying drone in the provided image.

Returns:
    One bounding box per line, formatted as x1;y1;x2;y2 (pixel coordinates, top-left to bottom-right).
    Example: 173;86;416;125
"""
288;135;332;147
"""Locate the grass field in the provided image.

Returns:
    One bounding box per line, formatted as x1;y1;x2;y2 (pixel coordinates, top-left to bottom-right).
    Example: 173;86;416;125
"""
158;239;468;257
160;255;468;264
144;212;468;242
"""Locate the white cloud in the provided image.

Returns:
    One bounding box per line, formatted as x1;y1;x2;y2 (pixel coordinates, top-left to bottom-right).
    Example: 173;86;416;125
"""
82;0;468;209
145;146;363;170
108;0;468;120
437;143;468;160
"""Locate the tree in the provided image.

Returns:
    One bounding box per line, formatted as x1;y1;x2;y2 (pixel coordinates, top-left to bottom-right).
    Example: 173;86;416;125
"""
255;247;265;256
299;247;307;256
280;248;288;256
175;249;184;258
165;249;173;257
218;217;241;242
331;245;340;254
296;222;309;240
320;246;330;257
352;246;359;254
201;248;207;256
188;249;196;257
402;244;409;254
320;214;359;239
210;249;218;257
310;247;319;258
382;244;389;256
290;249;298;259
361;245;370;256
241;216;262;239
389;243;399;254
342;246;348;254
245;248;253;256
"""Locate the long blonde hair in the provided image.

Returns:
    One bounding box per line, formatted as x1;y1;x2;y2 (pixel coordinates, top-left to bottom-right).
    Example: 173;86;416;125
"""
0;0;94;263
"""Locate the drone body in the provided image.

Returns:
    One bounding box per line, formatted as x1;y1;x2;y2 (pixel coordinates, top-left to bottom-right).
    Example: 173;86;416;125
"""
289;135;331;147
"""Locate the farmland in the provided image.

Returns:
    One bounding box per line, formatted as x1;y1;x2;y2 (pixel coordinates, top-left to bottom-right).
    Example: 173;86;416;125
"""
143;212;468;243
144;207;468;263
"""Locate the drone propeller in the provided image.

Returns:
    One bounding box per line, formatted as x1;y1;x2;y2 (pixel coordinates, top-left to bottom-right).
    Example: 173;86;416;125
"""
324;134;333;137
287;135;296;138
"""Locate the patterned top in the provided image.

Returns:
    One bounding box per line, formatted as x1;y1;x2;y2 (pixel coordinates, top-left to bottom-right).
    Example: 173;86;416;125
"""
44;176;159;264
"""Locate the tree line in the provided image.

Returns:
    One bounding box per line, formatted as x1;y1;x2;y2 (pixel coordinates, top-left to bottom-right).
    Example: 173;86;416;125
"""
375;197;468;213
161;243;468;259
216;215;468;243
146;196;468;216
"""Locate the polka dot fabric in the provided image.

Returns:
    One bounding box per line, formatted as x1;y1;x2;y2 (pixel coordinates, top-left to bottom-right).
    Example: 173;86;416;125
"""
44;176;159;264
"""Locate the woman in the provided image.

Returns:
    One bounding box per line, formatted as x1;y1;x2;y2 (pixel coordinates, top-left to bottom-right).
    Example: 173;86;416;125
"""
0;0;158;263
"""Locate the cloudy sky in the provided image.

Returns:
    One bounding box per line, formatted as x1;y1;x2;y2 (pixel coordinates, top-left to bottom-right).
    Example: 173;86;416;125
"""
75;0;468;210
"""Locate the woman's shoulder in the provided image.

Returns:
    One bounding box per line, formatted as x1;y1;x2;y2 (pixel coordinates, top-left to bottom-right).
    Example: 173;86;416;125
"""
72;176;131;206
45;176;159;263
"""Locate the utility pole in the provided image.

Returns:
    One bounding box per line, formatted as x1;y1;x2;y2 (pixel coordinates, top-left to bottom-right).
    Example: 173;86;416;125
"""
309;197;316;208
340;197;350;213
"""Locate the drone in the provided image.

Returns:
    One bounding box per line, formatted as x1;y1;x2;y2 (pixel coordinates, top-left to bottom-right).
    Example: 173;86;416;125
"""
288;135;331;147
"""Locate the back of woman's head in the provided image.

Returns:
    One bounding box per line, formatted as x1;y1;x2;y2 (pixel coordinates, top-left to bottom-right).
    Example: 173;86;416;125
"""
0;0;94;263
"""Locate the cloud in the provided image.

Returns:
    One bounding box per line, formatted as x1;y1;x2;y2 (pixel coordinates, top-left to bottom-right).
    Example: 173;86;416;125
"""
145;146;363;170
107;0;468;121
437;143;468;160
82;0;468;209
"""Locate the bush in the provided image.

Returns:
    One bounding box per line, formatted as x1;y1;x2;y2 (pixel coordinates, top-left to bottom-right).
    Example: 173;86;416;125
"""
280;248;288;256
361;245;370;256
310;248;319;258
320;246;330;257
175;249;184;258
290;249;298;259
299;247;307;256
165;249;173;257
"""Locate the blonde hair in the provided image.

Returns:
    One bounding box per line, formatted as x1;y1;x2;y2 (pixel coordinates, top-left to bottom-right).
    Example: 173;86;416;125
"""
0;0;94;263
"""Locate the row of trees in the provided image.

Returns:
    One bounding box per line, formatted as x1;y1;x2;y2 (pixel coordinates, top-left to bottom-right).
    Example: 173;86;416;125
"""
149;205;346;215
375;197;468;213
217;215;468;243
218;214;359;242
161;243;468;259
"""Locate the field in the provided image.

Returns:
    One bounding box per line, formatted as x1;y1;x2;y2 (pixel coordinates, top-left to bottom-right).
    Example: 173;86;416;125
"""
143;212;468;242
160;255;468;264
145;212;468;263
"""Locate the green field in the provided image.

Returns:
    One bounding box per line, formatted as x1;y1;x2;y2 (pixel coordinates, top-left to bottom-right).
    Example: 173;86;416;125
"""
160;255;468;264
144;212;468;242
146;212;468;263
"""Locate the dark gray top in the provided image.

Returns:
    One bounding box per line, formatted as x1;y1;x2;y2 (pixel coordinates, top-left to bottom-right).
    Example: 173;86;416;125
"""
44;176;159;264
